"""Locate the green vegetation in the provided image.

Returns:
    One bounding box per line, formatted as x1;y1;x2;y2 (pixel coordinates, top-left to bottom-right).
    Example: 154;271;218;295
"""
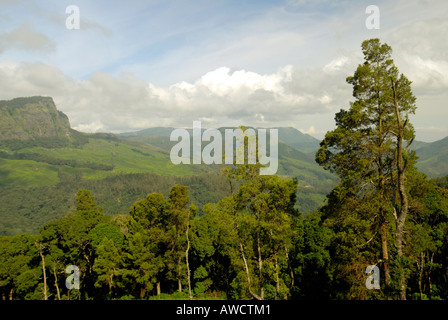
0;165;336;300
1;39;448;301
413;136;448;178
0;114;335;236
1;166;446;300
315;38;448;300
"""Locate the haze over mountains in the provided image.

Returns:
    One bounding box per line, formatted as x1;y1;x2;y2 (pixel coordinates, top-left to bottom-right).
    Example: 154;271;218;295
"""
0;96;447;235
0;96;333;235
118;108;448;179
119;126;321;155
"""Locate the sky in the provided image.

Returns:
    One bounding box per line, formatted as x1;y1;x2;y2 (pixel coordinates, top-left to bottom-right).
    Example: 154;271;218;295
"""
0;0;447;142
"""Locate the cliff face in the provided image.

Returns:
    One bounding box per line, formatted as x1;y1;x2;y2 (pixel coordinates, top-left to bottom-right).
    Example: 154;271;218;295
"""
0;96;71;141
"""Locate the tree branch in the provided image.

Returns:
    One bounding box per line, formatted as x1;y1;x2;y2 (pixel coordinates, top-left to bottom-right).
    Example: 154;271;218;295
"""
356;231;378;248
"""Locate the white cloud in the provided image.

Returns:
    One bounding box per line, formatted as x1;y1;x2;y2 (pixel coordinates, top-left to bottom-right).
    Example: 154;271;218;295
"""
318;95;332;104
0;0;447;142
299;125;315;135
399;54;448;91
73;120;105;133
323;56;349;73
0;61;351;133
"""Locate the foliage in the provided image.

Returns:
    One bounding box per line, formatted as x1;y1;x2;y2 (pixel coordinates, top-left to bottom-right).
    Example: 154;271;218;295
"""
1;40;447;301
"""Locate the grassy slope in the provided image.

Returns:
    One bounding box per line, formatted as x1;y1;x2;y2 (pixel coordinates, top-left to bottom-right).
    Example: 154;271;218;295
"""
124;133;336;212
0;158;59;187
0;130;336;235
413;137;448;178
0;136;214;188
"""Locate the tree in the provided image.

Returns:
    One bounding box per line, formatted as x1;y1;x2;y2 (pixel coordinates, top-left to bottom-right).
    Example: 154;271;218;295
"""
166;184;196;299
93;238;121;296
289;211;332;300
34;240;48;300
406;171;448;299
389;71;417;299
91;222;124;298
220;164;298;300
123;192;166;298
196;200;238;298
0;234;39;300
37;189;105;299
316;38;417;299
75;189;104;226
122;230;160;298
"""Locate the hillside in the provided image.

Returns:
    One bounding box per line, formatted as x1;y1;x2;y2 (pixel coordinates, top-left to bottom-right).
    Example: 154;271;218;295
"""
277;127;321;154
120;125;321;154
0;97;335;235
2;96;448;236
413;136;448;178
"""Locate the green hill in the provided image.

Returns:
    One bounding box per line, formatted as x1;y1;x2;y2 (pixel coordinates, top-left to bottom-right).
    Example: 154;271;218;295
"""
120;126;336;212
119;126;335;189
119;127;175;137
0;97;336;235
278;127;321;154
120;125;321;154
3;96;447;236
413;136;448;178
2;96;447;236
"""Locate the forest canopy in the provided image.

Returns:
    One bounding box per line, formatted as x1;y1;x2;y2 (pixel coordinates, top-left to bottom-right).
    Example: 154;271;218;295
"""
1;39;447;301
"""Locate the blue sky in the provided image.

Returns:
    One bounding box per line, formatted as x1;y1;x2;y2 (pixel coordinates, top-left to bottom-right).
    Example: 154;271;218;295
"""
1;0;448;141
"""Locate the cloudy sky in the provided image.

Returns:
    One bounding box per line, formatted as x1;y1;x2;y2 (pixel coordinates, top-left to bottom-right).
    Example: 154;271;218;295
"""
0;0;447;142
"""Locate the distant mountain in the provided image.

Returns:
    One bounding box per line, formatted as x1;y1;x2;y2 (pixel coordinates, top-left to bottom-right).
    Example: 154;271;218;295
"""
119;126;333;180
414;136;448;178
121;126;321;154
119;127;175;137
0;97;336;235
277;127;320;154
3;95;444;237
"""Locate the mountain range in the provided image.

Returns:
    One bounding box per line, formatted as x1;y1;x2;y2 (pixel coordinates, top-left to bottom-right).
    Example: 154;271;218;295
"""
0;96;447;235
118;116;448;179
119;125;321;154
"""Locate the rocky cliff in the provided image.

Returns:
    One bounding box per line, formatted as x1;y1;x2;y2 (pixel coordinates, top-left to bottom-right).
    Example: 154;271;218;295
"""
0;96;71;141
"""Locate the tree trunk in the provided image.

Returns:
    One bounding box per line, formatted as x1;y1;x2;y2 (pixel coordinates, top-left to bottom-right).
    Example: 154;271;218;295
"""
140;287;146;299
274;254;280;299
41;251;47;300
239;241;263;300
185;217;192;300
35;241;48;300
380;223;391;285
53;264;61;300
177;256;182;293
109;273;114;295
256;228;264;300
157;281;161;296
285;246;294;290
376;107;391;287
418;252;424;300
392;79;409;300
235;209;263;300
428;253;434;297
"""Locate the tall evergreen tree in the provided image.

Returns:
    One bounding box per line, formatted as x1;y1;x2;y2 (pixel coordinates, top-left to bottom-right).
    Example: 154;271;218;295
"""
316;38;417;299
